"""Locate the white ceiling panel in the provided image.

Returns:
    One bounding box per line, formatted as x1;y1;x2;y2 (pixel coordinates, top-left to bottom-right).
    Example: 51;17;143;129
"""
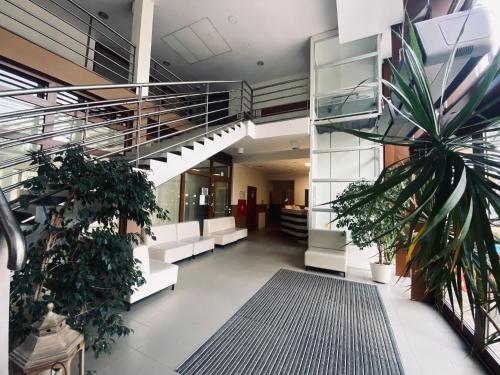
174;27;213;61
191;18;231;55
161;34;199;63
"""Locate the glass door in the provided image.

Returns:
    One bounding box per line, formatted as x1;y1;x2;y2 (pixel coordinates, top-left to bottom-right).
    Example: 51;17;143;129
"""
212;178;229;217
184;173;211;228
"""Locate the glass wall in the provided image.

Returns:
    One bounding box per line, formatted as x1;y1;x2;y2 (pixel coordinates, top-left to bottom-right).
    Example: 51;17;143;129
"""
310;121;382;230
153;175;181;225
312;33;381;121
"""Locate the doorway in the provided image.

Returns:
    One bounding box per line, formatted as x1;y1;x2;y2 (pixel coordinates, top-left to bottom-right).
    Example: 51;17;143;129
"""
247;186;257;230
212;177;230;217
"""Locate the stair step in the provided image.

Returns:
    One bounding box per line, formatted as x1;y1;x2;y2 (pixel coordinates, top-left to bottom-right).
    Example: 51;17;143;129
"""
169;150;182;156
184;145;194;150
195;140;204;145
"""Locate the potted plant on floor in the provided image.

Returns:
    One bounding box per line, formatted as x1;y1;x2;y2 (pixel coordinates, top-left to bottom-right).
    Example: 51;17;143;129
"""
9;146;168;358
327;18;500;348
331;181;405;283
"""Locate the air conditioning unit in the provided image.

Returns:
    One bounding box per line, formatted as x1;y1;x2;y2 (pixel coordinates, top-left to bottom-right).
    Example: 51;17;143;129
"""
415;5;498;103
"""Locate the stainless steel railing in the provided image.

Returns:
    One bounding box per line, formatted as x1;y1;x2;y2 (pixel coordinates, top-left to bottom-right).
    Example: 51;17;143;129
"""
251;77;309;123
0;189;26;270
0;0;136;83
0;79;252;197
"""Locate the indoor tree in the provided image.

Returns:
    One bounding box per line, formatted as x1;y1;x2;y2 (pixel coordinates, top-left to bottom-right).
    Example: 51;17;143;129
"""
328;20;499;346
331;180;405;265
9;146;168;357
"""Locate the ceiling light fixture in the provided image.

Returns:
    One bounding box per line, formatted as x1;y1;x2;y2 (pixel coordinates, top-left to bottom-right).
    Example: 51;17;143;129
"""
304;162;311;167
257;60;264;67
162;61;171;67
97;11;109;20
228;15;238;24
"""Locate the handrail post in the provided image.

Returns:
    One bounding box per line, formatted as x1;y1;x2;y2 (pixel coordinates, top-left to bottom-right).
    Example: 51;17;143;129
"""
240;81;244;120
249;83;254;120
84;16;93;69
205;83;210;136
135;87;142;167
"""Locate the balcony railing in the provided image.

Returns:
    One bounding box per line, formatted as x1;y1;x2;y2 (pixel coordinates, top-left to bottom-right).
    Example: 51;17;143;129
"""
0;0;136;83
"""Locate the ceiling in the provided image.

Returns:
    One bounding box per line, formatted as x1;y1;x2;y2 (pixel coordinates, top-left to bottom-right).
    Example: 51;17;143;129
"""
241;158;310;176
226;134;309;156
75;0;338;83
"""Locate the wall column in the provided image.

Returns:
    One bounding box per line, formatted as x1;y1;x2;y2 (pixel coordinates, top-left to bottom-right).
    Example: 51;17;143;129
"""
131;0;154;94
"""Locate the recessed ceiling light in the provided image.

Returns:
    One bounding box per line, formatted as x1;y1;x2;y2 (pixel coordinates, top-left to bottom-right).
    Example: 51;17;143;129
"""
228;15;238;24
97;11;109;20
162;61;171;67
257;60;264;66
304;162;311;167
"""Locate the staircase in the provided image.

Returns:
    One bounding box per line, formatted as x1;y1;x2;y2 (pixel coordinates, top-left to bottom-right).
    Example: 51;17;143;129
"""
141;121;247;187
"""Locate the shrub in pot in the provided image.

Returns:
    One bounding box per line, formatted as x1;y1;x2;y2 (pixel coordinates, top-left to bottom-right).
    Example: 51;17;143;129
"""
9;146;168;358
330;181;405;283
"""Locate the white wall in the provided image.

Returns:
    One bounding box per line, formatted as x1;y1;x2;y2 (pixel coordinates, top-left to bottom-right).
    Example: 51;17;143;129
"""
0;0;95;69
231;163;271;205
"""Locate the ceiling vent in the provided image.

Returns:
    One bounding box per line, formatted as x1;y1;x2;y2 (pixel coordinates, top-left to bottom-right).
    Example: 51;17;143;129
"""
161;18;231;64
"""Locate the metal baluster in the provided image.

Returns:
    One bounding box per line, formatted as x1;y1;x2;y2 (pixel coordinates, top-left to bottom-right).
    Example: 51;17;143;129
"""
135;87;142;167
205;83;210;136
240;81;244;120
84;16;93;69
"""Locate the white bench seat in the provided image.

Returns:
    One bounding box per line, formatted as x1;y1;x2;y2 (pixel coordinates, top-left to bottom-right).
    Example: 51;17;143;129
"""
149;241;193;263
129;245;178;304
147;223;193;263
305;230;347;275
177;221;215;256
203;217;248;246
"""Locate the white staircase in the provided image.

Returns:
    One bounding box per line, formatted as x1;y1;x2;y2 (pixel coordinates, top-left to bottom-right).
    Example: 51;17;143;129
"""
143;121;247;187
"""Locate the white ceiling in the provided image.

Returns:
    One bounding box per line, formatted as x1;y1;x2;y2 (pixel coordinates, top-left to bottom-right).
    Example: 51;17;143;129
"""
75;0;338;83
242;158;310;175
227;134;309;156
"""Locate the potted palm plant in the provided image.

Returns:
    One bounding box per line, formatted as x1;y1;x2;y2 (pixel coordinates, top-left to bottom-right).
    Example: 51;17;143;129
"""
328;19;499;347
331;181;405;283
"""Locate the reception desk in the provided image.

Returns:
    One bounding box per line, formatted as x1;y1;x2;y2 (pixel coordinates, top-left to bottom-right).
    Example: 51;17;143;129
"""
280;207;308;239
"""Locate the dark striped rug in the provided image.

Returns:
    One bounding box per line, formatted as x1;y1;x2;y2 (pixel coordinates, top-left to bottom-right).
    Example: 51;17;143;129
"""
177;269;404;375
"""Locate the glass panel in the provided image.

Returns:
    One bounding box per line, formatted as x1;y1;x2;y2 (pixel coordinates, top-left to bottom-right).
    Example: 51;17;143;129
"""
0;98;42;198
331;150;359;178
213;180;229;217
312;211;332;230
315;35;377;66
360;148;380;178
312;153;331;179
316;84;379;119
213;161;230;177
153;175;181;224
185;173;210;229
191;159;210;173
316;57;378;95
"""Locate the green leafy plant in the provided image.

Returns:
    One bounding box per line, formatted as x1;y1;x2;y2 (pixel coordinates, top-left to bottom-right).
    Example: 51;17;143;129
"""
331;180;405;265
9;146;168;357
328;20;500;346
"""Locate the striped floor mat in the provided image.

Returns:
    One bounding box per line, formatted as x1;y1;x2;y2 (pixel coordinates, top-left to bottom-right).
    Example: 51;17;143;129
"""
177;269;404;375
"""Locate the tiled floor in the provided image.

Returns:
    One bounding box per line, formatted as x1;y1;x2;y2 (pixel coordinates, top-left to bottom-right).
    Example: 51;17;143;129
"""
85;230;488;375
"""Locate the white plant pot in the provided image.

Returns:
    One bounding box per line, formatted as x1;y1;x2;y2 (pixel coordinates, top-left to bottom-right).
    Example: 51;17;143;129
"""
370;262;393;284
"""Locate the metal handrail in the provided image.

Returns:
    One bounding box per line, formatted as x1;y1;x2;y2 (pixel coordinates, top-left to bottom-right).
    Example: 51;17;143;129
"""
0;189;27;270
0;80;243;97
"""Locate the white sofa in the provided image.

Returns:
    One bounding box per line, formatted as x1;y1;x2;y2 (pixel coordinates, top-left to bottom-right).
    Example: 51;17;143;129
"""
305;230;347;275
129;245;178;305
203;217;248;246
147;223;193;263
177;221;215;256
